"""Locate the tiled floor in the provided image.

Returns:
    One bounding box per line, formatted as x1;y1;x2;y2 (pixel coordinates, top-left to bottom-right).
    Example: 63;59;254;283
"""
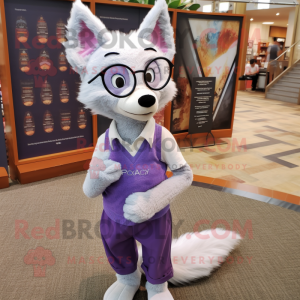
181;91;300;198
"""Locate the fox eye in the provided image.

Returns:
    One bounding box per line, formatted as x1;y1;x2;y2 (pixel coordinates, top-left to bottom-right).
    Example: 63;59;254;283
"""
112;74;125;88
104;65;134;97
145;69;155;83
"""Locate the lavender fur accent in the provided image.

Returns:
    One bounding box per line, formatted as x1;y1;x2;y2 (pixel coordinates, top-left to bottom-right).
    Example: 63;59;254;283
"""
78;21;99;57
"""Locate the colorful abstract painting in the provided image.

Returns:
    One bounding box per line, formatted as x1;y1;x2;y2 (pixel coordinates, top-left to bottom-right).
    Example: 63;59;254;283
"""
171;16;241;134
172;64;192;133
190;19;239;110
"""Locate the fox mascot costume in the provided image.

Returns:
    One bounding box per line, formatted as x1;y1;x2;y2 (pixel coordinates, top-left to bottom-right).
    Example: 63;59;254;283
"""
64;0;241;299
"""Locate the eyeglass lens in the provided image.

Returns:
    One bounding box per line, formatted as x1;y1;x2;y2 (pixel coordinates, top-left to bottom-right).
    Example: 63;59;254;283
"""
145;59;171;90
103;58;171;97
103;65;135;97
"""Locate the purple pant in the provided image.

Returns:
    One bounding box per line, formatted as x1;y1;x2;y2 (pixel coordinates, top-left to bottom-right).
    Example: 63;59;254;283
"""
100;209;173;284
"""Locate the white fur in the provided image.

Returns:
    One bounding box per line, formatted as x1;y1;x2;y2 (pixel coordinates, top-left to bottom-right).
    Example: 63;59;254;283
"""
146;282;174;300
64;0;110;76
138;228;242;285
137;0;175;61
116;89;158;121
103;281;139;300
104;270;141;300
124;164;193;223
116;269;141;286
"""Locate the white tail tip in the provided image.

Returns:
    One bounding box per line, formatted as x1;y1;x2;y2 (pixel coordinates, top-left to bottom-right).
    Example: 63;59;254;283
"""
138;228;242;285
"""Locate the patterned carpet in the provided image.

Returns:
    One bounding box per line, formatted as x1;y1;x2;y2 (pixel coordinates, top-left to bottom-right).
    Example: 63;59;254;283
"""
182;91;300;197
0;172;299;300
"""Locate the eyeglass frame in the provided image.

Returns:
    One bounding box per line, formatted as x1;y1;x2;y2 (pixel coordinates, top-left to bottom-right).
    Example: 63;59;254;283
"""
87;57;174;98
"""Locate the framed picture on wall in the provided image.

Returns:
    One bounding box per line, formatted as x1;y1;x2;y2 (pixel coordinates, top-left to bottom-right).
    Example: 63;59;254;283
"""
171;13;243;134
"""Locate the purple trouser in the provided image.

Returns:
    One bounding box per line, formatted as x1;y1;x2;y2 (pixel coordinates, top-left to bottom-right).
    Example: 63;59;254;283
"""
100;209;173;284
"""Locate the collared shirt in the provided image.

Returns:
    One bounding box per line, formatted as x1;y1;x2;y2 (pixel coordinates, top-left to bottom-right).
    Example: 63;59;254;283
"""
94;118;187;171
108;117;156;153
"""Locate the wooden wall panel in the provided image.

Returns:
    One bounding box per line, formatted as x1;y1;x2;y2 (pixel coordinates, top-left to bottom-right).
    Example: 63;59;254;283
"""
0;167;9;189
270;26;287;38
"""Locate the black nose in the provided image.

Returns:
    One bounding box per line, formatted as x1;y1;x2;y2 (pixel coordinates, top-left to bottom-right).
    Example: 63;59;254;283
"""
138;95;156;108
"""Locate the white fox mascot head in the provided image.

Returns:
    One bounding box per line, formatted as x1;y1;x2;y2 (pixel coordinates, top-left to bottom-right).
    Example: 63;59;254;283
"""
64;0;177;122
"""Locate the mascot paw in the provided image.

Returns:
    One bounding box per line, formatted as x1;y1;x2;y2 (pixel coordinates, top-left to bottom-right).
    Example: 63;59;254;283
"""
104;271;140;300
102;159;122;183
146;282;174;300
88;151;122;184
104;281;139;300
123;192;155;223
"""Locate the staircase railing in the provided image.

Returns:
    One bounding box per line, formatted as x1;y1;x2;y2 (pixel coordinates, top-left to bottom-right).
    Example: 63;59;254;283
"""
265;39;300;94
279;39;300;66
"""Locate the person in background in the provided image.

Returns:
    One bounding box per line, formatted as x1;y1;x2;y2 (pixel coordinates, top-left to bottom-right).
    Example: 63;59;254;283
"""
245;59;259;91
268;37;280;61
267;38;281;82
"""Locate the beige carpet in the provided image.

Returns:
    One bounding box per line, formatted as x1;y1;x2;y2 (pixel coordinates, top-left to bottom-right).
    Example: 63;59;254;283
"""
0;172;299;300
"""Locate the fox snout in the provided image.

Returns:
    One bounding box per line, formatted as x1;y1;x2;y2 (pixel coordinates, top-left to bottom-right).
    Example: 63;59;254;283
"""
116;89;158;121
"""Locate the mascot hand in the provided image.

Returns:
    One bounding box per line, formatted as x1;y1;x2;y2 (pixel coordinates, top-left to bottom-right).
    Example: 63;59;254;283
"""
83;152;122;198
123;191;155;223
101;159;122;183
88;151;122;185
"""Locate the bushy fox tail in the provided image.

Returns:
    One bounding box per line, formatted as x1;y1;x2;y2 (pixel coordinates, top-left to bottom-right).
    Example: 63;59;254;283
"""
138;228;242;285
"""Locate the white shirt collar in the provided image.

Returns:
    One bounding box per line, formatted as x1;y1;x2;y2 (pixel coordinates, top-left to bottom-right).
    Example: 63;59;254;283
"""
109;117;156;150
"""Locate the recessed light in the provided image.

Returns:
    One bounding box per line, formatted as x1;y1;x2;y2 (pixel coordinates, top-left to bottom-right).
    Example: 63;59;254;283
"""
276;13;280;15
263;22;274;24
250;18;254;21
287;24;289;26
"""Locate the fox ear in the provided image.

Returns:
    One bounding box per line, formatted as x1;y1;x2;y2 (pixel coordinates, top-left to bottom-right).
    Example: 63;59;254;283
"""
64;0;110;77
137;0;175;60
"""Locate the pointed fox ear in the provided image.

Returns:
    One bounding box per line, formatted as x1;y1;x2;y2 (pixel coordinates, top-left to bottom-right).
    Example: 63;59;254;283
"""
63;0;110;76
137;0;175;60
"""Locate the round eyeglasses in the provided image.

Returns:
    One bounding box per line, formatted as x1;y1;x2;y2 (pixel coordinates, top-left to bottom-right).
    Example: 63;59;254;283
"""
88;57;174;98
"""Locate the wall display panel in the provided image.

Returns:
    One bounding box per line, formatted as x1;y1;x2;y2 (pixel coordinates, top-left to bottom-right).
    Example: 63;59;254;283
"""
95;3;169;136
4;0;93;160
171;13;243;134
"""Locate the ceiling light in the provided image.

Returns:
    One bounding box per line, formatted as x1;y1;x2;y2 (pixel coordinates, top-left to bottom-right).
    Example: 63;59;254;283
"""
276;13;280;15
263;22;274;24
250;18;254;21
287;24;289;26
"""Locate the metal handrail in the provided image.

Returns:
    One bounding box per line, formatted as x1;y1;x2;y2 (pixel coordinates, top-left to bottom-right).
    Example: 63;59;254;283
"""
275;39;300;61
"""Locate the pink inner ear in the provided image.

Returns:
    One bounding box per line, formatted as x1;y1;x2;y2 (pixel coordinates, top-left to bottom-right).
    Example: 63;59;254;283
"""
78;21;98;57
150;22;168;53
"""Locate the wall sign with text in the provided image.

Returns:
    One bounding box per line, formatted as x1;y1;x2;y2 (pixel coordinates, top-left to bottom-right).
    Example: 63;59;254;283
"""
189;77;215;135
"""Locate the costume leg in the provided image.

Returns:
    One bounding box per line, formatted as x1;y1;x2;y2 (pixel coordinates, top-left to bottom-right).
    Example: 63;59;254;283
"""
100;211;141;300
134;210;174;300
